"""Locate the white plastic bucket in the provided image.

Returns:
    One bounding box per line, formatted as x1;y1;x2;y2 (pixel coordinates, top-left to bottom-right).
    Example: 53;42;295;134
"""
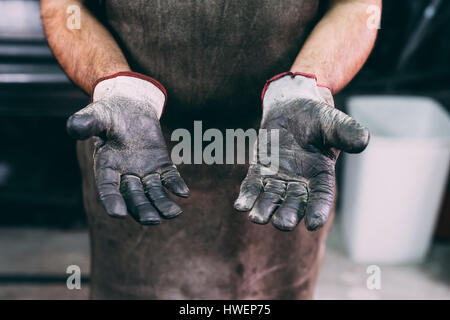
341;96;450;264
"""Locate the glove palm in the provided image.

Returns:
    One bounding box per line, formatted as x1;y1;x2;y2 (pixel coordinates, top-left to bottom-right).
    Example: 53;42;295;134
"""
235;73;369;231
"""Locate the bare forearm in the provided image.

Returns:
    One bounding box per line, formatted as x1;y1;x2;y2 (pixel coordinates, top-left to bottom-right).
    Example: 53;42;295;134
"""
291;0;381;94
41;0;130;94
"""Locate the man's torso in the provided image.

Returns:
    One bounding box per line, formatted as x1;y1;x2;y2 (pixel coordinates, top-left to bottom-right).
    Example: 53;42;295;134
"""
103;0;320;122
82;1;333;300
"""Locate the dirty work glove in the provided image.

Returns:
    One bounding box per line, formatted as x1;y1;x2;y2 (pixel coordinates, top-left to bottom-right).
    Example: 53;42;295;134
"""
67;71;189;225
234;72;369;231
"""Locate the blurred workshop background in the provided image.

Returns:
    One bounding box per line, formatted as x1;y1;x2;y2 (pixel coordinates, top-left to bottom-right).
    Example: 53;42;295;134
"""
0;0;449;299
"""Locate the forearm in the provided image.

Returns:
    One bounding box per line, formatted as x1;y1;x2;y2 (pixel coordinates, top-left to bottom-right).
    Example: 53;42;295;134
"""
290;0;381;94
41;0;130;94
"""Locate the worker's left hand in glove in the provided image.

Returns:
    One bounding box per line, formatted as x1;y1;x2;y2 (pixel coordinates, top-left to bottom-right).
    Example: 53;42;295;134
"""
234;72;370;231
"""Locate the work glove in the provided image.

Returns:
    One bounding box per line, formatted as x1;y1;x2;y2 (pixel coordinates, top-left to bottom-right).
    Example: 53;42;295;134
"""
234;72;369;231
67;72;189;225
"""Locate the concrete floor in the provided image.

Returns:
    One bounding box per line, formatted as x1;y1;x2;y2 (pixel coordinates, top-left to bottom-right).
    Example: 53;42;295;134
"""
315;220;450;299
0;221;449;300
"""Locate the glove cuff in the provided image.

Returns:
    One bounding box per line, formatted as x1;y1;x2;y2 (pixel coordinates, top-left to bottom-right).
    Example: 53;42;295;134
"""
261;72;333;112
91;71;167;119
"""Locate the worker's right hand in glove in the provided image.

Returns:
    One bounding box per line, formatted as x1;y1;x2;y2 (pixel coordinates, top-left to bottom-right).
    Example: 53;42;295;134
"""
66;72;189;225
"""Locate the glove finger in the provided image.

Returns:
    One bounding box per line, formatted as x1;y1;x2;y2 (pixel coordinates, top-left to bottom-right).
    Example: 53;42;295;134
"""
95;167;127;218
234;174;263;211
66;101;108;140
160;165;190;198
120;174;161;225
272;181;308;231
249;178;285;224
320;106;370;153
305;171;335;231
142;173;183;219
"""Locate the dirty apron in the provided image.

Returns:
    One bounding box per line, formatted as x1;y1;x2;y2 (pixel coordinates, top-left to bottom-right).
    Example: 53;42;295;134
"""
78;0;334;299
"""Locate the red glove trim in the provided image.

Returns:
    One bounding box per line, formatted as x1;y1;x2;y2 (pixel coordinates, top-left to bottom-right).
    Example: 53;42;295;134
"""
91;71;168;115
261;71;332;108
